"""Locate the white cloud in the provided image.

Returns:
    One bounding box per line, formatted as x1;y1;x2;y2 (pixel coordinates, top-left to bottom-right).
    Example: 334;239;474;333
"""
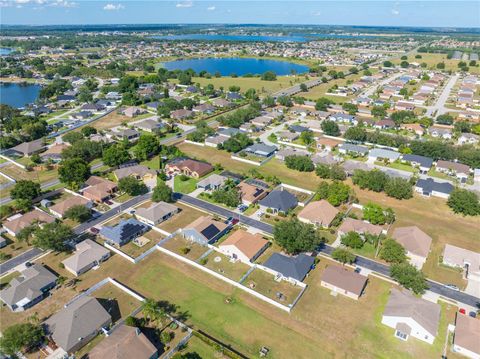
312;11;321;16
48;0;77;8
391;8;400;15
206;5;215;11
103;3;124;11
176;1;192;8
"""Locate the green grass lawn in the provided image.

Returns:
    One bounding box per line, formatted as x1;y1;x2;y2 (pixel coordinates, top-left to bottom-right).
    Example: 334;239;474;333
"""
174;176;198;194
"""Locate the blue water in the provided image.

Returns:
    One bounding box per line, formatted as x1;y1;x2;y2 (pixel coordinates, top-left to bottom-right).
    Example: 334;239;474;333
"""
0;48;12;55
163;58;308;76
0;83;41;108
152;34;307;42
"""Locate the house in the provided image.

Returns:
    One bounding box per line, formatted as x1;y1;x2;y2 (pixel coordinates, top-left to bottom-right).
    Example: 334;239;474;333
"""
82;176;118;203
217;127;244;138
275;147;309;161
212;98;233;108
81;103;104;112
122;106;146;118
182;216;229;245
338;143;369;156
374;119;396;130
320;265;368;300
193;103;215;114
311;152;339;166
219;229;269;263
72;111;93;120
381;288;440;344
0;264;57;311
205;134;228;147
458;133;479;146
40;143;70;162
114;165;157;186
443;244;480;280
135;201;179;226
251;116;272;128
329;113;357;124
44;296;112;353
49;195;92;219
171;109;194;120
452;314;480;359
317;137;342;151
145;101;162;111
11;139;45;157
259;189;298;214
277;131;299;142
289;125;309;133
337;218;384;237
106;91;122;100
112;128;140;142
392;226;432;269
88;324;158;359
401;123;425;136
401;154;433;173
0;236;6;248
166;159;213;179
263;253;315;283
226;92;243;100
134;119;164;133
415;178;453;199
244;143;277;157
196;174;228;191
428;125;453;140
237;181;268;205
298;200;339;228
100;218;149;247
62;239;110;276
436;160;470;182
342;160;371;176
368;148;400;162
2;208;55;237
395;101;416;111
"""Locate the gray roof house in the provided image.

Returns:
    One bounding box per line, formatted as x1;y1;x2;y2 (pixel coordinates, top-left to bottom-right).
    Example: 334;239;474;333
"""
99;218;149;247
0;264;57;311
368;148;400;162
259;189;298;213
244;143;277;157
44;296;112;353
135;201;179;226
197;174;228;191
218;127;244;138
62;239;111;277
415;178;453;199
263;253;315;283
11;139;45;157
134;119;164;133
402;154;433;172
338;143;369;156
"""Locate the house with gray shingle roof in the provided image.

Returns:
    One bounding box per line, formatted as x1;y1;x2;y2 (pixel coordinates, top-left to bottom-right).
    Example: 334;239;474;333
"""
259;189;298;214
135;201;179;226
263;253;314;283
99;218;149;247
62;239;110;276
368;148;400;162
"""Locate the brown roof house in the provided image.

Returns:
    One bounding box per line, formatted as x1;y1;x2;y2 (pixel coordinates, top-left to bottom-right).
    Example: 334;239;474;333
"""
61;239;111;276
219;229;269;263
89;324;158;359
320;265;368;300
182;216;229;245
298;200;339;228
2;208;55;237
82;176;118;203
44;296;112;354
166;159;213;179
436;160;471;182
392;226;432;269
337;218;384;238
452;313;480;359
381;288;440;344
237;181;268;205
442;244;480;280
122;106;147;118
11;138;46;157
114;165;157;188
135;201;179;226
49;195;92;219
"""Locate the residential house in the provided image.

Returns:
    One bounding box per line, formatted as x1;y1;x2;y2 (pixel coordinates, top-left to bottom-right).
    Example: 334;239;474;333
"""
11;139;45;157
276;147;309;161
263;253;315;283
251;116;272;128
237;181;268;205
320;265;368;300
259;189;298;214
338;143;369;157
342;160;371;176
112;128;140;142
62;239;110;276
277;131;299;142
219;229;269;263
381;288;440;344
368;148;400;163
0;264;57;311
317;137;342;152
374;119;396;130
289;125;309;133
452;314;480;359
244;143;277;157
145;101;162;111
193;103;215;114
428;125;453;140
205;134;228;147
81;103;104;112
114;165;157;187
436;160;471;182
182;216;229;245
100;218;149;247
329;113;357;124
82;176;118;203
401;154;433;173
196;174;228;191
217;127;244;138
171;109;194;120
49;195;92;219
44;296;112;353
395;101;416;111
443;244;480;281
71;111;93;120
401;123;425;136
40;143;70;162
134;119;164;133
212;98;233;108
135;202;179;226
226;92;243;101
457;133;479;146
415;178;453;199
392;226;432;269
2;208;55;237
165;159;213;179
88;324;158;359
311;152;340;166
298;200;339;228
337;218;384;238
122;106;146;118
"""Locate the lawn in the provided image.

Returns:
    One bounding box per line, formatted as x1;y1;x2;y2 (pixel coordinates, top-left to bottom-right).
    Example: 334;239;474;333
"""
118;233;161;258
173;175;198;194
92;282;142;322
160;235;209;261
0;235;31;262
157;203;206;233
179;336;227;358
297;72;366;102
86;110;131;130
0;271;20;290
203;251;251;282
0;163;58;184
391;52;480;75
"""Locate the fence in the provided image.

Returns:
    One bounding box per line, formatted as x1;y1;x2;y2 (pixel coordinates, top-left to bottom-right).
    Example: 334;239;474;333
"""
184;140;205;147
277;140;307;149
162;332;193;359
0;154;25;169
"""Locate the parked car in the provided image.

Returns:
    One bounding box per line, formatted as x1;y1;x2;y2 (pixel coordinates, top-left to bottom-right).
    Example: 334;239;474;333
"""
468;311;477;318
354;267;361;273
445;284;460;291
237;204;248;212
90;227;99;235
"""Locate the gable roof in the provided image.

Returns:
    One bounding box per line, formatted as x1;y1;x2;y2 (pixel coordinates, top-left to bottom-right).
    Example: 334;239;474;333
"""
135;202;178;223
264;253;314;281
415;178;453;195
369;148;400;161
454;314;480;355
100;218;149;245
392;226;432;258
237;181;267;203
402;154;433;168
298;200;339;227
185;216;228;242
259;190;298;212
443;244;480;272
338;218;383;236
61;239;110;274
114;165;156;180
11;139;45;155
197;174;227;188
321;265;367;295
173;159;213;177
383;288;440;337
2;208;55;235
49;196;90;217
436;160;470;175
219;230;268;261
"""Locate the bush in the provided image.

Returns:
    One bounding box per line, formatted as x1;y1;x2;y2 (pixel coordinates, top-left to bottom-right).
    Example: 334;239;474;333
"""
379;238;407;264
341;231;364;249
315;181;353;207
332;248;356;264
285;155;314;172
390;263;428;294
447;188;480;216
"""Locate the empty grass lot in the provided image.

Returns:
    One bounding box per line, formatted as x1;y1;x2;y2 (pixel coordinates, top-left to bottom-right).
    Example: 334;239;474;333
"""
0;163;58;184
391;52;480;75
157;203;206;233
173;175;198;194
203;252;251;282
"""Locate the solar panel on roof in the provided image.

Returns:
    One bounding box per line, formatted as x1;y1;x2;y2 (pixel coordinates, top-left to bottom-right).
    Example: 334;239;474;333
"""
200;224;221;240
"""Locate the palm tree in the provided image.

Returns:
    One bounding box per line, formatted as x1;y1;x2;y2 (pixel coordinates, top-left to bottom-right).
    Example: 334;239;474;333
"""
142;299;165;323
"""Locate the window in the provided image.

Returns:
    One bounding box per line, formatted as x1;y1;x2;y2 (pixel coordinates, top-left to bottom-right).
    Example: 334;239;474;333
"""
395;330;408;341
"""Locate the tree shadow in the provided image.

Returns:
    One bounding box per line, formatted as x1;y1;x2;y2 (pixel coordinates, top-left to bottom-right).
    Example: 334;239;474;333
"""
96;297;121;323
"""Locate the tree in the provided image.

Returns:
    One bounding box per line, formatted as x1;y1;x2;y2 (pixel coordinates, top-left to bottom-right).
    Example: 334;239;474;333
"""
383;60;394;67
261;71;277;81
447;189;480;216
379;238;407;264
363;203;387;225
299;130;314;145
315;181;352;206
245;88;258;100
220;133;253;153
152;181;173;203
321;120;340;136
102;144;131;167
273;218;323;254
61;139;102;162
342;103;358;116
436;114;454;125
62;131;84;144
11;180;41;201
285;155;314;172
300;83;308;92
384;177;413;200
58;158;90;189
329;165;346;181
134;134;160;161
64;205;91;222
390;263;428;294
142;298;165;322
344;126;367;142
400;61;409;68
315;97;332;111
331;248;356;264
81;126;97;137
352;169;388;192
0;323;44;356
454;121;471;134
32;222;73;251
118;177;148;196
341;231;364;249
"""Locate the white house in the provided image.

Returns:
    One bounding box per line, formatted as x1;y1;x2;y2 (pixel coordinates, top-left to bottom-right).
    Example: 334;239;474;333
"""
218;229;269;263
453;314;480;359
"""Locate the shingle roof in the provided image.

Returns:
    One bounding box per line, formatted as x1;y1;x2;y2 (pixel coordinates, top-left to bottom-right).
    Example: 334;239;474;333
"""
454;314;480;355
114;165;156;180
11;139;45;155
338;218;383;236
220;230;268;261
135;202;178;223
298;200;339;227
321;265;367;295
259;190;298;212
185;216;228;242
49;196;90;217
368;148;400;161
263;253;314;281
2;208;55;235
100;218;149;245
392;226;432;258
402;154;433;168
415;178;453;195
61;239;110;274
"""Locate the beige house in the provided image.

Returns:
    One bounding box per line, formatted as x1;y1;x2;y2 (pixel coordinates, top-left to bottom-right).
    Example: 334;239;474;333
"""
337;218;384;238
453;314;480;359
298;200;339;228
2;209;55;237
49;195;92;219
114;165;157;187
320;265;368;300
62;239;110;276
135;201;179;226
392;226;432;269
219;229;269;263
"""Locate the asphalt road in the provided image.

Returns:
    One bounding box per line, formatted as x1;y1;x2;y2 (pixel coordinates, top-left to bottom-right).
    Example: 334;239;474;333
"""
0;247;43;275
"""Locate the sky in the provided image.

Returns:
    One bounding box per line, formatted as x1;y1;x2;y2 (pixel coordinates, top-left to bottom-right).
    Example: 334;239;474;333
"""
0;0;479;28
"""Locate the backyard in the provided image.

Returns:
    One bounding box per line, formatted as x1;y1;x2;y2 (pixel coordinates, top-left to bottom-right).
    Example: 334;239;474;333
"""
202;251;251;282
160;235;209;262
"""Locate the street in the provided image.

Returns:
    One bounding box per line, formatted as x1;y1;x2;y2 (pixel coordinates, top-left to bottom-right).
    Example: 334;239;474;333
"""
0;247;44;275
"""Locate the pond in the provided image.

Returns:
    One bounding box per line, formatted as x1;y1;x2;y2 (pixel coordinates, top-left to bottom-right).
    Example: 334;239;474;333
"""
162;57;309;76
152;34;307;42
0;82;41;108
0;48;12;56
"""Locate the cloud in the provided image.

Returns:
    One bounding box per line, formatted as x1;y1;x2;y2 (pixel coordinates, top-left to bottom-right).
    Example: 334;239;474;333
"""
391;8;400;15
48;0;77;7
312;11;321;16
206;5;215;11
176;0;192;8
103;3;124;11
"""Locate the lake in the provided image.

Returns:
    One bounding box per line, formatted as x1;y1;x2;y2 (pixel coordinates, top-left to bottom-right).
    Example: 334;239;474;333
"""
152;34;307;42
0;83;41;108
162;58;309;76
0;48;12;56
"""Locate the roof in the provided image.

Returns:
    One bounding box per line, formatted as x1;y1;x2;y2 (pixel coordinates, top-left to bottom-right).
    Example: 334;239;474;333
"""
383;288;440;337
436;160;470;175
454;314;480;355
443;244;480;272
61;239;110;273
49;196;90;217
135;119;164;131
185;216;228;242
338;218;383;236
172;159;213;177
321;265;367;295
100;218;149;245
259;190;298;212
219;230;268;261
237;181;267;203
415;178;453;195
45;296;111;353
263;253;314;281
135;201;178;223
339;143;369;154
0;264;57;307
245;143;277;157
402;154;433;168
89;324;157;359
3;208;55;234
11;139;45;155
197;174;227;188
317;137;342;148
298;200;339;227
114;165;156;180
369;148;400;161
392;226;432;258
